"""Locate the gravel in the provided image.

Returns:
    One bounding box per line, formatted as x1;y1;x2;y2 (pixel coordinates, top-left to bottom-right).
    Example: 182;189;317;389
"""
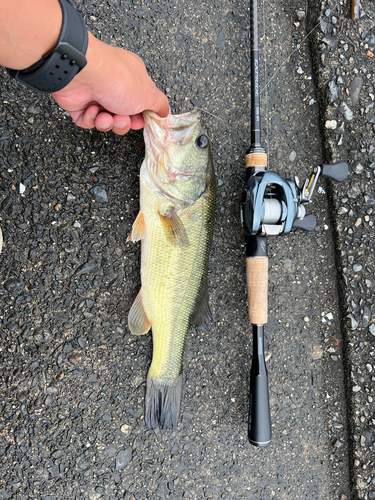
312;1;375;498
0;0;373;499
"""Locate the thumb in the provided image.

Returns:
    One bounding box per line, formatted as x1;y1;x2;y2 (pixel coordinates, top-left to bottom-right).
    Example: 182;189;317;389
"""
146;86;170;118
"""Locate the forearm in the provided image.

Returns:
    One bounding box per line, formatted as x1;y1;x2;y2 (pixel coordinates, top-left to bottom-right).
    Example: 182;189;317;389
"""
0;0;62;70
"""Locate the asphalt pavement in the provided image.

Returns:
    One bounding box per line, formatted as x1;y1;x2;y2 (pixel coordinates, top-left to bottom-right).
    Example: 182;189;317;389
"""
0;0;374;499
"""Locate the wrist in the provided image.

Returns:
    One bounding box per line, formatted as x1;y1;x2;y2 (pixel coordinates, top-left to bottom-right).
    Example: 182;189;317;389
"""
60;32;104;91
0;0;62;70
6;0;88;93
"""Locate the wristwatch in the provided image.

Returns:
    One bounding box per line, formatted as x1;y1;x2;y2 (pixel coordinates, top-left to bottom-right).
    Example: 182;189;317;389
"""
6;0;88;93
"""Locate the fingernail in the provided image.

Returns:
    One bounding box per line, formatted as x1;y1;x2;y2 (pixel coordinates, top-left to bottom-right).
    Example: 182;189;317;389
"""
116;121;129;129
97;123;111;130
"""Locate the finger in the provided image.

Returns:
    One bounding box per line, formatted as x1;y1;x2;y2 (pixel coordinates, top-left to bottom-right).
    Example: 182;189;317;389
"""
129;113;144;130
95;113;132;135
71;104;101;129
146;86;170;118
95;111;115;132
112;115;131;136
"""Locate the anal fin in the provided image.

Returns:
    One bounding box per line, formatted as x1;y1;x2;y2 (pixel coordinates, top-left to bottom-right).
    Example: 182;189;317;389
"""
128;290;151;335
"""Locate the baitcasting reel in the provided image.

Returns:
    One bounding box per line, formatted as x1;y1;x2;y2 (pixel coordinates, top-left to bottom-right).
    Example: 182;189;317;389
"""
241;162;349;237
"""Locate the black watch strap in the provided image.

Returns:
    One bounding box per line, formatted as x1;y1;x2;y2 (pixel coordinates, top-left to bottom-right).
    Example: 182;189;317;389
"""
6;0;88;93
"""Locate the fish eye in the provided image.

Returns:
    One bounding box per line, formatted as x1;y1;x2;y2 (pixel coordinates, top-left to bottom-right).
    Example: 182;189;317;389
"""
196;135;209;149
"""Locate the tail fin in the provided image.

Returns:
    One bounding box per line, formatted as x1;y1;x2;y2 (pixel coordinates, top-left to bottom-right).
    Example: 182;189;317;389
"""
145;375;182;430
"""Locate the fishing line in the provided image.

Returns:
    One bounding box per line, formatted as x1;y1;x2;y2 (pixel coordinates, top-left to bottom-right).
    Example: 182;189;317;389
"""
260;0;340;94
194;0;340;130
198;107;229;123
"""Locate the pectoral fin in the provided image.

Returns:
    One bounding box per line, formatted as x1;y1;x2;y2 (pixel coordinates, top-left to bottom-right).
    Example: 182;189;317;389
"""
191;282;213;332
159;206;189;247
127;211;145;242
128;290;151;335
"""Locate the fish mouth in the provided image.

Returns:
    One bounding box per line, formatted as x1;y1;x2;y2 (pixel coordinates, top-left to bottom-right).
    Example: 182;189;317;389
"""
143;108;202;151
143;107;201;131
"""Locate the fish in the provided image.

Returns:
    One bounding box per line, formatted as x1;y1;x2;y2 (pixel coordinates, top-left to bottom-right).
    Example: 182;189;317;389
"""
127;108;216;430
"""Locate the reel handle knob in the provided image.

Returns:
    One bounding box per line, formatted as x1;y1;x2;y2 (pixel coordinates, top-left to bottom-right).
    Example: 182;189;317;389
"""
320;162;349;183
293;214;317;232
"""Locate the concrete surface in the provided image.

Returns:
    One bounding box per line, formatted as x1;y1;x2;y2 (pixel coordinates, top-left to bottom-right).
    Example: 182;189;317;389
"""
0;0;373;499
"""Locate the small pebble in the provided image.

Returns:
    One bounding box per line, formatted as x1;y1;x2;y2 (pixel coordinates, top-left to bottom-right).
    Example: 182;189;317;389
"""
338;206;348;214
115;447;132;470
328;80;339;102
89;186;109;202
349;316;359;330
339;102;354;120
349;76;363;106
325;120;337;129
363;306;372;328
295;9;305;20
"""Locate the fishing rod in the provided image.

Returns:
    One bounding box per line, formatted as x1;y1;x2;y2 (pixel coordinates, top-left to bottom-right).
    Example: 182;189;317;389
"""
242;0;349;447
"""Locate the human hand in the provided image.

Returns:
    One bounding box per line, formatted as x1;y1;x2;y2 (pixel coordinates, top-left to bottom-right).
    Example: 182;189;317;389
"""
52;32;170;135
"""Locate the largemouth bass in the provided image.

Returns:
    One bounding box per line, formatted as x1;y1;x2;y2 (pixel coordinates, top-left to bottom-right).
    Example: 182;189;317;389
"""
127;108;216;430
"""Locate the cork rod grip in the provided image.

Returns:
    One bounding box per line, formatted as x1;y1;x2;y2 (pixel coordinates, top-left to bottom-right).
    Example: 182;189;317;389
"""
246;256;268;325
246;152;267;169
